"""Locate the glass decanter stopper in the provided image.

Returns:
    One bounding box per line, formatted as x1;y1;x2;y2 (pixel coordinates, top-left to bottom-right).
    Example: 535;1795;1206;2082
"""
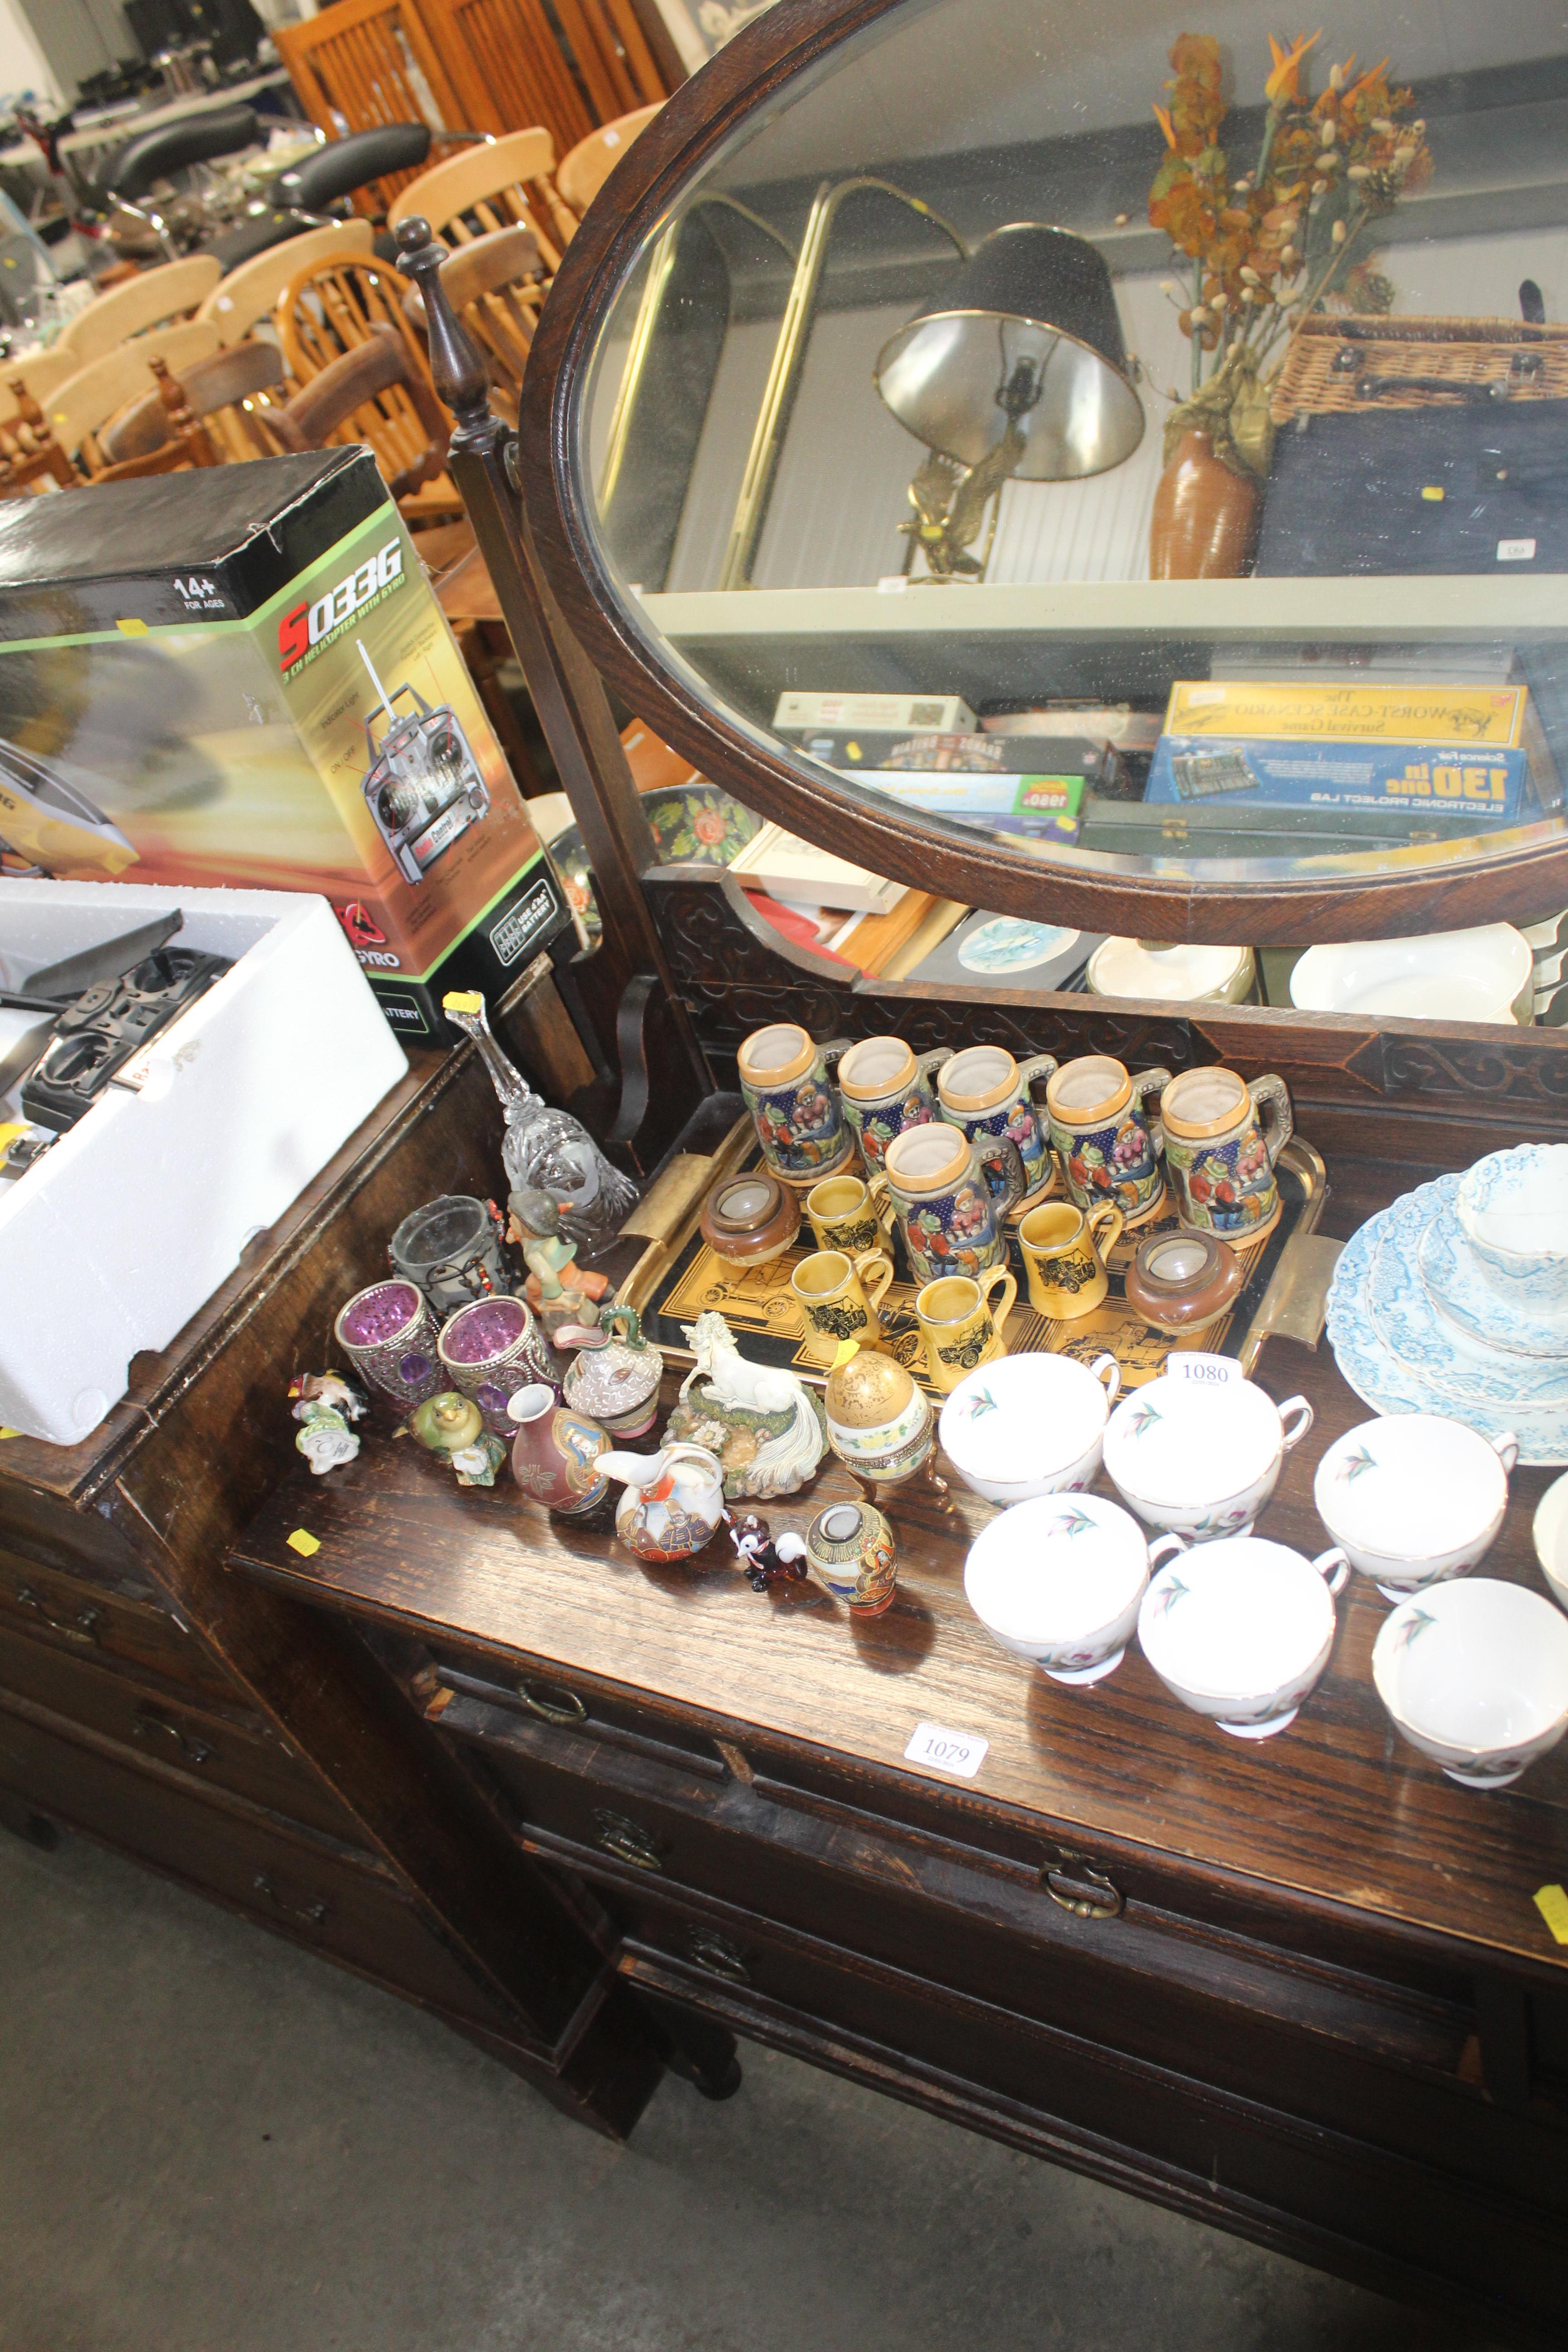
443;991;638;1254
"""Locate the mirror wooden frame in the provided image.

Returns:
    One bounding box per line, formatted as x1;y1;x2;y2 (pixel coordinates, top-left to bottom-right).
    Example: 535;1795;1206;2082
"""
519;0;1568;945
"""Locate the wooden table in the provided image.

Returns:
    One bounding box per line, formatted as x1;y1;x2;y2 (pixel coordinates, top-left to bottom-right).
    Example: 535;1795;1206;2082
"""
229;1152;1568;2348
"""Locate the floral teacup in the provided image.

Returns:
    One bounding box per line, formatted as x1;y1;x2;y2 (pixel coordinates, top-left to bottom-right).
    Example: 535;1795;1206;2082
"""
1139;1535;1349;1739
939;1351;1122;1504
965;1493;1186;1686
737;1023;852;1185
1102;1371;1312;1540
1372;1579;1568;1787
1457;1143;1568;1310
1314;1413;1516;1601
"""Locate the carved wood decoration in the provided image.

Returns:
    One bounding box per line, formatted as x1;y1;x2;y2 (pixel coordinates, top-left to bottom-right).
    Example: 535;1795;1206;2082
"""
515;0;1568;944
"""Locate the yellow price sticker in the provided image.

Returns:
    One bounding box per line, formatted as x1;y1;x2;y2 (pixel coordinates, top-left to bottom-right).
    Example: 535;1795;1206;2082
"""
442;990;484;1014
285;1529;321;1558
1533;1884;1568;1945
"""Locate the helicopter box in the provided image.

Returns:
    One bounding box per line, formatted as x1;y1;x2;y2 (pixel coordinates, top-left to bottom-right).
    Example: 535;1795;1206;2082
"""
0;449;570;1043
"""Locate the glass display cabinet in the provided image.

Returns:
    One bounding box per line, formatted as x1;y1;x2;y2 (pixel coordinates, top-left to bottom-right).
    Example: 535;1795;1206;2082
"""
522;0;1568;966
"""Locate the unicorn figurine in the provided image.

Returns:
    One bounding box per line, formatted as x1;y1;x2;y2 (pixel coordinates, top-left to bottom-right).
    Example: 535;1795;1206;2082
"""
664;1310;825;1499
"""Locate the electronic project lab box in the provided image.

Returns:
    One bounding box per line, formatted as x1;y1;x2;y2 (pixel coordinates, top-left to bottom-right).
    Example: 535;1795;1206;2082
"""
0;448;570;1040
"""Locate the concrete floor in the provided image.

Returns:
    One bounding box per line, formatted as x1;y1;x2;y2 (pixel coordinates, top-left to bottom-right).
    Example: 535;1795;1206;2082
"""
0;1829;1509;2352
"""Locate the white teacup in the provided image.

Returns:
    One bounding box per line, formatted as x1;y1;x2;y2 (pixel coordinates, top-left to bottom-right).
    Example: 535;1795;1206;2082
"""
1102;1372;1312;1540
939;1351;1121;1505
1532;1470;1568;1616
965;1494;1186;1686
1314;1414;1517;1601
1138;1535;1348;1739
1372;1578;1568;1788
1457;1143;1568;1310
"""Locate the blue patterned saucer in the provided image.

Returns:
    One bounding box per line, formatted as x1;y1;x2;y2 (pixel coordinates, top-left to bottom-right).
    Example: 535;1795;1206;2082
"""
1366;1186;1568;1409
1327;1191;1568;1464
1421;1185;1568;1361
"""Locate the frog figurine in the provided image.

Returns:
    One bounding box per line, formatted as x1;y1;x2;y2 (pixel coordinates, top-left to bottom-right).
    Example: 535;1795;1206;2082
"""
407;1389;508;1487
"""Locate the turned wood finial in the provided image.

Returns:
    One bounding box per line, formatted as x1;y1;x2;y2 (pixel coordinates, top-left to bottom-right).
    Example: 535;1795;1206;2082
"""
394;213;492;436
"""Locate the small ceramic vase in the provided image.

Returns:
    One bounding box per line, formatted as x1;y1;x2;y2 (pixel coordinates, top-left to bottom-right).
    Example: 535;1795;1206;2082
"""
334;1279;444;1411
835;1035;944;1172
789;1246;895;1367
915;1267;1017;1394
1043;1055;1171;1225
824;1342;937;1497
407;1390;508;1487
1123;1229;1242;1338
438;1295;554;1432
389;1194;508;1314
699;1170;801;1270
599;1443;727;1563
506;1382;612;1517
1147;426;1261;580
562;1306;664;1439
801;1498;898;1616
875;1120;1023;1286
737;1022;852;1185
1159;1067;1293;1243
805;1172;894;1257
937;1044;1058;1204
1017;1199;1124;1319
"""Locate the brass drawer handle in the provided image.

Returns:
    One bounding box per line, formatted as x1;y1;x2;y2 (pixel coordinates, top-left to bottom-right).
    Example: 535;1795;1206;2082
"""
593;1808;663;1872
1045;1858;1124;1921
686;1929;750;1985
517;1680;587;1725
253;1872;329;1930
132;1708;214;1767
16;1584;101;1646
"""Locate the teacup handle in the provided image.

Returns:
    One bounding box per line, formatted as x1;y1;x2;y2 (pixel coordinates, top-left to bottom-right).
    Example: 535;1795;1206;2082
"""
1131;1065;1171;1152
1016;1053;1059;1093
1087;1202;1125;1260
1248;1073;1294;1169
855;1250;896;1316
1090;1352;1122;1407
1491;1431;1520;1475
1312;1545;1351;1596
1147;1532;1188;1572
977;1263;1018;1329
976;1132;1028;1216
1278;1395;1313;1450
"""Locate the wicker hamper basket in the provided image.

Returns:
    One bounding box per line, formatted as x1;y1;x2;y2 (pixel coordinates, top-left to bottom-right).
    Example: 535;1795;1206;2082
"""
1269;312;1568;423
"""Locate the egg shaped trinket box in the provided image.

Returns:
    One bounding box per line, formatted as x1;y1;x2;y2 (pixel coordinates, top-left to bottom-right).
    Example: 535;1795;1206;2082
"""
825;1342;933;1494
803;1499;898;1616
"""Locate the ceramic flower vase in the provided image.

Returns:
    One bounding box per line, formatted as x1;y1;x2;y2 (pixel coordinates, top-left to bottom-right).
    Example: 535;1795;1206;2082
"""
1148;427;1259;581
506;1383;612;1517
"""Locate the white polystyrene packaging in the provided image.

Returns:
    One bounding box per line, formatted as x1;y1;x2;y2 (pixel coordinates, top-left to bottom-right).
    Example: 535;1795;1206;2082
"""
0;879;407;1442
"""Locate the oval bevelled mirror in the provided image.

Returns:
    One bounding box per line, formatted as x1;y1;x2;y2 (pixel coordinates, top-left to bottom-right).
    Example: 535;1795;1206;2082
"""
530;0;1568;944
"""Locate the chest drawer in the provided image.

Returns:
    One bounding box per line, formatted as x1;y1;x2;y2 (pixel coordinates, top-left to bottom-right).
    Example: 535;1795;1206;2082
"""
0;1691;528;2041
436;1686;1565;2196
426;1635;730;1776
0;1555;236;1708
0;1625;360;1847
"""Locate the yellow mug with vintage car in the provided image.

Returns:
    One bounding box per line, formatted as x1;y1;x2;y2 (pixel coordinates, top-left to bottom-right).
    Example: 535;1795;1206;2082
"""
790;1247;895;1367
1018;1199;1125;1319
915;1266;1017;1392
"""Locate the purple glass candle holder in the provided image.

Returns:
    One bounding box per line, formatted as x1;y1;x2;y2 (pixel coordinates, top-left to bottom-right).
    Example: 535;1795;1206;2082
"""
333;1279;444;1411
437;1296;554;1433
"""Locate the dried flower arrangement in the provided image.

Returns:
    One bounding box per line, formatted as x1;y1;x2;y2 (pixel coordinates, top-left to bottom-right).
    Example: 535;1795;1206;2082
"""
1148;29;1432;479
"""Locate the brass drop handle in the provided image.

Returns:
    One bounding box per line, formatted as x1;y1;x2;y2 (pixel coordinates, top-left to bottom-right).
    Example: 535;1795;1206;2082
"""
253;1872;329;1929
1045;1856;1124;1921
132;1707;214;1766
686;1929;750;1984
592;1808;663;1872
16;1584;100;1646
516;1680;587;1725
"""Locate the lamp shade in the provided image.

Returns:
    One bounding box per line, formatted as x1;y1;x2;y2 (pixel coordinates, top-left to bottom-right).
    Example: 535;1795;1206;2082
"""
874;223;1144;481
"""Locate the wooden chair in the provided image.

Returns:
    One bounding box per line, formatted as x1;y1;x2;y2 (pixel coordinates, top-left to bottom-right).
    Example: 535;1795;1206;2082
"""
88;359;223;483
7;349;78;409
275;253;461;519
95;341;292;470
274;0;470;213
556;101;662;220
196;220;375;347
270;321;451;502
54;255;224;365
388;128;576;271
0;377;78;497
42;319;223;479
403;224;541;421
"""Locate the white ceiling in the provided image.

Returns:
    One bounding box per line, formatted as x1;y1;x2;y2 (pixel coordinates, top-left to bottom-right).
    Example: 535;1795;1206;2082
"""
708;0;1568;185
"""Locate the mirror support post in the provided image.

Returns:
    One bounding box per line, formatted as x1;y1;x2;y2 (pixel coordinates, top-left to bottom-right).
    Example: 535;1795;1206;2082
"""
394;216;714;1108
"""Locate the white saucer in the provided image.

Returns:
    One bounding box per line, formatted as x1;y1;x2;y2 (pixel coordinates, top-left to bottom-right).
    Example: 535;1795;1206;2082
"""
1421;1186;1568;1361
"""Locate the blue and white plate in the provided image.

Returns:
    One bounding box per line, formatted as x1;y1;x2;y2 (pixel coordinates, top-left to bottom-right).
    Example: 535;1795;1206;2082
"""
1366;1187;1568;1408
1421;1183;1568;1360
1326;1191;1568;1464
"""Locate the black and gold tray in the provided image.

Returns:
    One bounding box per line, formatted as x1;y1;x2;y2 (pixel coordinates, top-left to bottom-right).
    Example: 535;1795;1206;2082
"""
616;1120;1332;1398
